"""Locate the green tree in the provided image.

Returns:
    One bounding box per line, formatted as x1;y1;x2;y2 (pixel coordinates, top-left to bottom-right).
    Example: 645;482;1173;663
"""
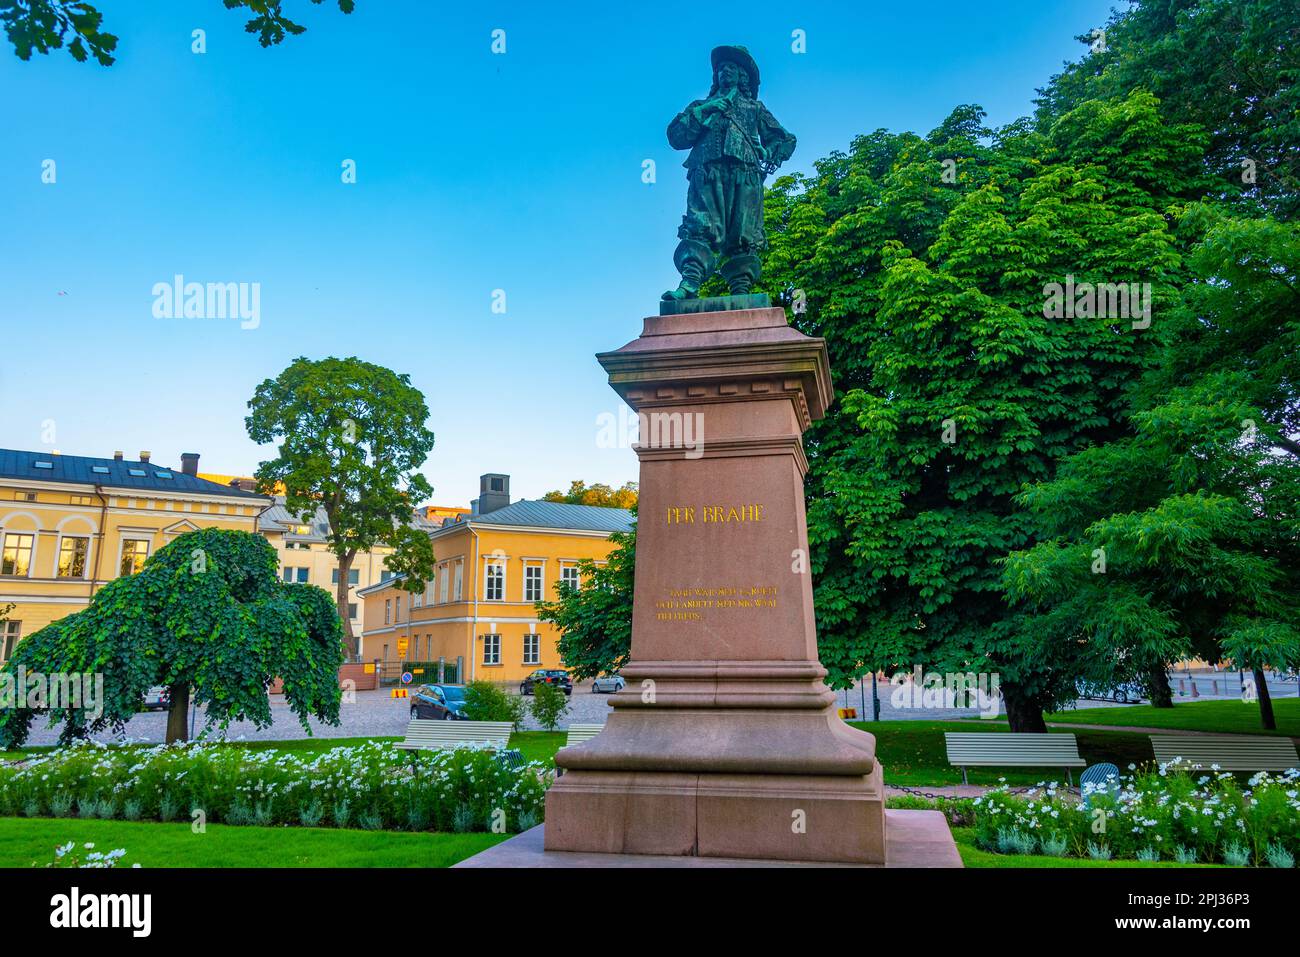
0;528;344;746
461;679;524;728
246;355;437;656
758;92;1202;729
536;521;635;681
1003;209;1300;728
2;0;355;65
530;680;569;732
1035;0;1300;217
542;480;638;509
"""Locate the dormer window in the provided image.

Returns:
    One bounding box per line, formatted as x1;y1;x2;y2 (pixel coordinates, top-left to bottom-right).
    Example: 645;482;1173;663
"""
33;461;53;469
128;468;147;477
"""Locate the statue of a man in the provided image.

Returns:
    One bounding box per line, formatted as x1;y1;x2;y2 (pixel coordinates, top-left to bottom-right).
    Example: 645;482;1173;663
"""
662;45;796;302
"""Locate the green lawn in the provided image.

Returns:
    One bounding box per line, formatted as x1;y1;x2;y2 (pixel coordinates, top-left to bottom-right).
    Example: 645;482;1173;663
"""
847;720;1153;786
1046;697;1299;737
0;816;505;867
950;827;1222;868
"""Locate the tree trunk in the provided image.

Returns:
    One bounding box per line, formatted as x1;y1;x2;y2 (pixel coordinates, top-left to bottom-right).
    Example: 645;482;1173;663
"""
1148;665;1173;708
1002;684;1047;732
1253;667;1276;731
337;554;358;659
165;684;190;744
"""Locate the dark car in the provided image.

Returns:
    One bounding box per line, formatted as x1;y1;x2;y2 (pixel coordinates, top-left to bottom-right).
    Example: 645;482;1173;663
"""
410;684;469;720
519;669;572;696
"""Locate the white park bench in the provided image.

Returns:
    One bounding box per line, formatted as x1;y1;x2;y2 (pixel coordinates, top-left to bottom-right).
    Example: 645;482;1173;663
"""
565;723;604;747
395;718;513;753
1149;734;1299;773
944;732;1086;785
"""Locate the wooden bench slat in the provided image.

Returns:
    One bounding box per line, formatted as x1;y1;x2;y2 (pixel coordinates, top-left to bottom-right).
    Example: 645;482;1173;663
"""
1149;735;1298;772
395;719;513;751
565;723;604;747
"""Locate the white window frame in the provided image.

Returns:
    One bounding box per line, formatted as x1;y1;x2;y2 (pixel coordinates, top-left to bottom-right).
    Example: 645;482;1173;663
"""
1;620;20;662
523;562;544;602
384;599;391;625
453;561;463;600
438;562;450;604
484;559;505;601
1;532;36;577
56;534;90;579
483;632;501;666
117;537;151;577
523;631;540;665
560;562;581;593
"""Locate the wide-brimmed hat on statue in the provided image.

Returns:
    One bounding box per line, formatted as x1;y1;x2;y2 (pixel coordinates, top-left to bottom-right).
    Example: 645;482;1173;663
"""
710;45;760;95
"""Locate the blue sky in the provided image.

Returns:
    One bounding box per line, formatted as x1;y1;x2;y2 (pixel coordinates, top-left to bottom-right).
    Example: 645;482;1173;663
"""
0;0;1119;506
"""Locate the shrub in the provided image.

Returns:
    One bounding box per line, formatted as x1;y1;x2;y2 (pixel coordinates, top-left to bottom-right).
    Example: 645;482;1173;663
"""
48;794;73;818
1041;834;1069;857
463;681;525;727
1265;842;1295;869
530;681;570;732
1087;841;1113;861
972;765;1300;865
0;739;552;835
1223;842;1251;866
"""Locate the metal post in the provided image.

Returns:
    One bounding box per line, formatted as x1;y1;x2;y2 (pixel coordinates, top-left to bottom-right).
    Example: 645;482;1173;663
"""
872;671;880;721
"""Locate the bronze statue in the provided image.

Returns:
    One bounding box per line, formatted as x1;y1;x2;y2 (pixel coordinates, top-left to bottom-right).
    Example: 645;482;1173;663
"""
662;46;796;302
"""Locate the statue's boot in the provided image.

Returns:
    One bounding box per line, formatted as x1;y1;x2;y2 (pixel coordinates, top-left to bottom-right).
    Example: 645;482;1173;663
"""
662;240;711;301
720;252;761;295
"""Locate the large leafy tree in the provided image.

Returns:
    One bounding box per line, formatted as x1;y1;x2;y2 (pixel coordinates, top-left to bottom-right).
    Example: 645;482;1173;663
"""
536;521;635;680
246;355;436;656
2;0;354;65
756;92;1204;729
1004;210;1300;728
0;528;344;746
1036;0;1300;217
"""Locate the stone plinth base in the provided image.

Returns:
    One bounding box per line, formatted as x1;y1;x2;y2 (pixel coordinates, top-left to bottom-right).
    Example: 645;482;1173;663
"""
456;810;961;868
544;765;885;864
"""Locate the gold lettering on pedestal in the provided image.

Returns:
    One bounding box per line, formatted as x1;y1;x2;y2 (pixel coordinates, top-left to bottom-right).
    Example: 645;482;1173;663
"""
665;504;764;525
654;585;779;623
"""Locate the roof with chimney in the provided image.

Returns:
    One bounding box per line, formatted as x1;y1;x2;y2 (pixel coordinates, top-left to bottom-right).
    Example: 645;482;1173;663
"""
0;449;270;499
260;496;447;541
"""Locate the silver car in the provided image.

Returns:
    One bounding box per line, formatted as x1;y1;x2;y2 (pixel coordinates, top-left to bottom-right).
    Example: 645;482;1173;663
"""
592;674;625;693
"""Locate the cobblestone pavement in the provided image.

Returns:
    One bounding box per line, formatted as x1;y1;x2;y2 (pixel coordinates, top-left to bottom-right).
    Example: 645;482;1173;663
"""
19;670;1294;746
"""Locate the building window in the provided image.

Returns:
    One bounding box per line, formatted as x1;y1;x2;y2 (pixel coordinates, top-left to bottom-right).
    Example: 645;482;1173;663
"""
282;567;308;584
331;568;360;586
485;560;504;601
384;599;391;624
438;563;449;604
413;591;423;608
524;563;543;602
483;633;500;665
381;568;394;582
347;603;358;619
70;494;94;505
119;538;150;577
1;533;35;577
1;620;20;661
395;595;401;619
453;561;463;600
523;632;540;664
57;536;89;578
560;563;581;592
12;491;36;502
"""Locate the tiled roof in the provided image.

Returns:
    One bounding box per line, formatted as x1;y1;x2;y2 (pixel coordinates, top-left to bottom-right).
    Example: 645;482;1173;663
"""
463;499;634;533
0;449;269;500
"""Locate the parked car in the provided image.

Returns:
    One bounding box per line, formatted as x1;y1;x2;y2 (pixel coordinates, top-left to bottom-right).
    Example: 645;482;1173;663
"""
592;673;626;693
519;669;572;696
410;684;468;720
141;686;170;712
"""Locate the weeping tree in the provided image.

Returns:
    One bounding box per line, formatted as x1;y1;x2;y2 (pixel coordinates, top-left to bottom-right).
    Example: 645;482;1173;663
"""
0;528;344;746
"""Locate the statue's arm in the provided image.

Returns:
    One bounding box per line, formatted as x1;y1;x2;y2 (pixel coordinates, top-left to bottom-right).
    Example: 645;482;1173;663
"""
667;100;708;151
758;104;797;167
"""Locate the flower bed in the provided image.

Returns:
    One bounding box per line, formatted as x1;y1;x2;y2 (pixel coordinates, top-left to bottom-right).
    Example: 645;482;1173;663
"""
0;741;550;834
972;763;1299;866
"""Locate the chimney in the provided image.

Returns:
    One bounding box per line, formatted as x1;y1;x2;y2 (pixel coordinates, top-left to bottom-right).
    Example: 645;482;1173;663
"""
477;473;510;515
139;451;151;463
180;452;200;477
113;451;124;461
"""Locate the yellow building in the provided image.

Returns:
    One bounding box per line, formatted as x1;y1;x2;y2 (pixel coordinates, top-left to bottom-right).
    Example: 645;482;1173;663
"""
197;472;468;638
0;449;270;661
358;473;632;684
